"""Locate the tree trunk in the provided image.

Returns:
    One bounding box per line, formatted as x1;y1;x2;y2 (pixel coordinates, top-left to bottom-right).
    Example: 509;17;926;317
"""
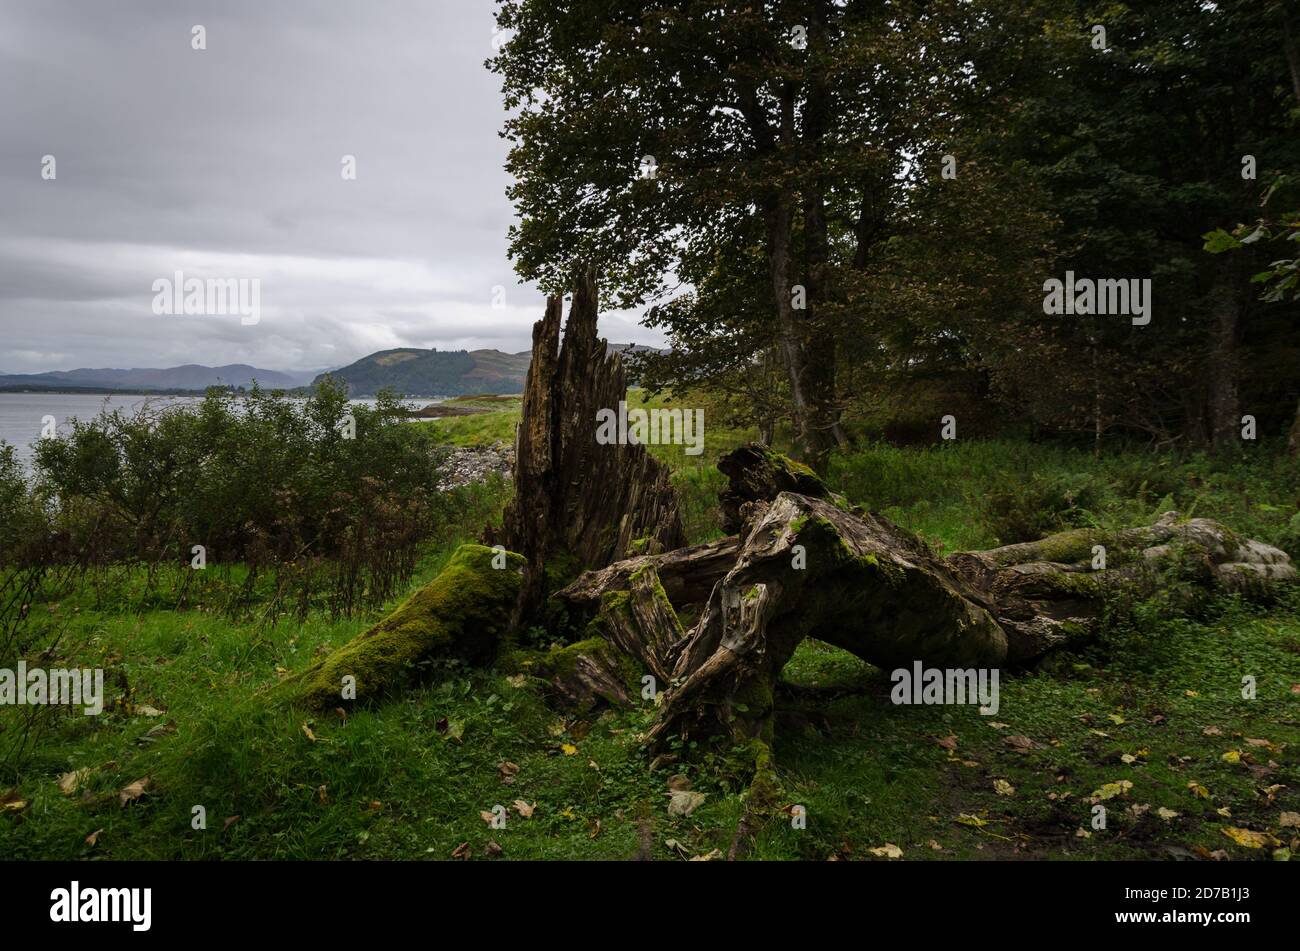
487;271;686;613
1290;397;1300;458
556;444;1295;750
1208;263;1241;451
1283;6;1300;104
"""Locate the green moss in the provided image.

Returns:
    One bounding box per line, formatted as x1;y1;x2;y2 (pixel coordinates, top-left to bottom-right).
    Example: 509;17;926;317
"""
1028;529;1097;564
281;544;524;709
526;636;643;706
541;548;584;594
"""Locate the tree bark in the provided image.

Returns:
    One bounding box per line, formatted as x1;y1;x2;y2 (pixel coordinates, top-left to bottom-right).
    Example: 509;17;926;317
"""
1208;261;1241;451
555;444;1295;750
488;272;686;613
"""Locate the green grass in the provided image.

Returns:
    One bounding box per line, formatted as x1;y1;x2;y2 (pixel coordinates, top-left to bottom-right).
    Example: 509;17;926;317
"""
3;414;1299;861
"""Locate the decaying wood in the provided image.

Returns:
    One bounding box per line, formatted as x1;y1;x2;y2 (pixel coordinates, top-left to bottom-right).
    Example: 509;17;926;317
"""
488;271;685;611
557;535;741;612
555;443;1295;750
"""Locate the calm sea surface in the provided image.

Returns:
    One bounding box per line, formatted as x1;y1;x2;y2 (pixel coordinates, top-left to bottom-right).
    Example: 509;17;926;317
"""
0;392;433;470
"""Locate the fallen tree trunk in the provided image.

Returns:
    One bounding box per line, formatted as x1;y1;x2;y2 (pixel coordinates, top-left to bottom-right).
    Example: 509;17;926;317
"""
555;444;1296;750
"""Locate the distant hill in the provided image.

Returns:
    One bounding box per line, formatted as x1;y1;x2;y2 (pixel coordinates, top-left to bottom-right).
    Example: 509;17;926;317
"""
315;343;663;397
0;364;314;391
314;349;530;397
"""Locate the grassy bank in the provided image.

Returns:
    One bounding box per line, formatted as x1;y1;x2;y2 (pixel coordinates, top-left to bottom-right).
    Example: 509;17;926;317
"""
3;410;1298;861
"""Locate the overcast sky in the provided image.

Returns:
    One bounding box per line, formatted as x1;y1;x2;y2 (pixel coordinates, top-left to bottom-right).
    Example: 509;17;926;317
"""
0;0;663;375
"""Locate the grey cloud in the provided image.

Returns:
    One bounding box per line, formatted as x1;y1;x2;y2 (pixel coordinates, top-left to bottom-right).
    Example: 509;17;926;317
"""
0;0;666;375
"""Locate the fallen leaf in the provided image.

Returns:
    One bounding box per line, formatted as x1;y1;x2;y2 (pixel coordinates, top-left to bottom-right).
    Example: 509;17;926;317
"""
868;843;903;859
1091;780;1133;801
222;815;240;832
1188;782;1211;799
450;842;471;860
316;784;329;805
1202;725;1223;736
118;777;150;807
993;779;1015;797
987;722;1009;730
479;810;497;825
560;743;578;756
1156;807;1180;820
1003;735;1037;753
512;799;535;818
955;813;988;828
1222;826;1281;849
929;840;944;850
667;789;707;817
443;720;464;743
1279;812;1300;828
136;705;163;718
58;768;94;796
666;774;692;791
301;722;317;742
1217;807;1232;817
498;761;519;785
506;674;527;688
589;818;601;839
1221;750;1241;764
84;828;102;847
690;848;723;861
1121;754;1137;764
935;734;958;751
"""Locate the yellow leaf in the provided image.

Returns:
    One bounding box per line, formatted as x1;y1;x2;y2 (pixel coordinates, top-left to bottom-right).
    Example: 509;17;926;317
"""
868;843;903;858
1221;750;1241;764
1188;782;1211;799
956;813;988;828
1156;807;1180;820
1091;780;1133;801
1222;827;1281;849
560;743;578;756
993;779;1015;797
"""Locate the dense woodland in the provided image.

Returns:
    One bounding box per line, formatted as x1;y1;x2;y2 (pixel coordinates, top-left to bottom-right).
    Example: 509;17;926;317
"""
493;0;1300;464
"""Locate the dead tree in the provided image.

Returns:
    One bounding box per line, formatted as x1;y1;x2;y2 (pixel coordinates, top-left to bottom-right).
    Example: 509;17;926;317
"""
558;446;1295;750
488;271;685;613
